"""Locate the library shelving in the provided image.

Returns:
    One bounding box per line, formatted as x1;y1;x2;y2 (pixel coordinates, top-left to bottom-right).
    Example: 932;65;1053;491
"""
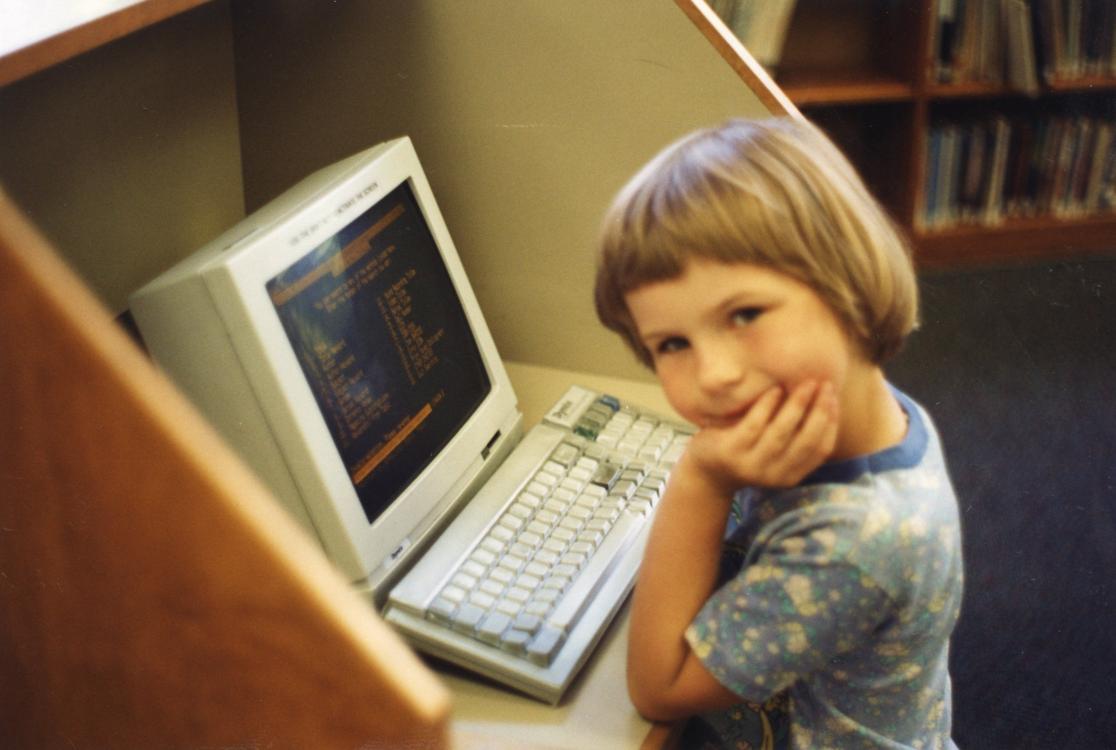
769;0;1116;268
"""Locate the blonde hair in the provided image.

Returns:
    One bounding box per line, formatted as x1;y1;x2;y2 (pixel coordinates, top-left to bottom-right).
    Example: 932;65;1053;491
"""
595;117;919;368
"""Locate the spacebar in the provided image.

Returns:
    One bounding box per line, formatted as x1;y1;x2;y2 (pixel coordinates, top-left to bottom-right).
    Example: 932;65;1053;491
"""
547;511;641;633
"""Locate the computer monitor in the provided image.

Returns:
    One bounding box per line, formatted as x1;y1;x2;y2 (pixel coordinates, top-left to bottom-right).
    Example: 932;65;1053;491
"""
129;138;523;601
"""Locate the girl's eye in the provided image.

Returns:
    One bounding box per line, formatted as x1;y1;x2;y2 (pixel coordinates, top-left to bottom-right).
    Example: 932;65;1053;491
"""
731;307;763;326
655;337;689;355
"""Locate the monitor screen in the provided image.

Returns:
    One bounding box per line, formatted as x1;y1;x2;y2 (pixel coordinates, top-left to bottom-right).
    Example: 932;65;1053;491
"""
266;181;491;525
130;137;520;589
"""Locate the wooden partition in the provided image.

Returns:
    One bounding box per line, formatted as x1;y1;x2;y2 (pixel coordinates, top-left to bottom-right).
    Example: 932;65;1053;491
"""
0;189;450;748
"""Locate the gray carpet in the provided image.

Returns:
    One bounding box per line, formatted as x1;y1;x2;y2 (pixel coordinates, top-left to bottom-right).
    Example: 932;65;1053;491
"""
888;258;1116;749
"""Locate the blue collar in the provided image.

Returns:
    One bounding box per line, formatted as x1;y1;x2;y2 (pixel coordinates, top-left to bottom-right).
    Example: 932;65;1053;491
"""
799;386;928;486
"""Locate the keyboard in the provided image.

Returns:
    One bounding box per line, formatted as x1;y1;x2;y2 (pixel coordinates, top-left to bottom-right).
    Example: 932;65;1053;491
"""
384;385;692;703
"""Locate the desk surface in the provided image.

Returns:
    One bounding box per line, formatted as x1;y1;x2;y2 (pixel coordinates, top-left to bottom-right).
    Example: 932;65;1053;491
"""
444;361;680;750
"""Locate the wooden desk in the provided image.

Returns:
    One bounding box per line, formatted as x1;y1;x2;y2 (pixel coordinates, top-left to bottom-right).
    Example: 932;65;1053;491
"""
445;361;682;749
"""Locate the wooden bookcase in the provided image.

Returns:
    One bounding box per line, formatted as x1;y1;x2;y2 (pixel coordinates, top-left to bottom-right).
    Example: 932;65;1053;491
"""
771;0;1116;268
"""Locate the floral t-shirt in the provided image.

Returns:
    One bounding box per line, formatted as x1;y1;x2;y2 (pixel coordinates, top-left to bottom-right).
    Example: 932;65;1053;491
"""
684;389;963;749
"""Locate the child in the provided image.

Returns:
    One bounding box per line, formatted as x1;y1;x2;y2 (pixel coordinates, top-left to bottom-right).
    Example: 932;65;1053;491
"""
594;118;963;749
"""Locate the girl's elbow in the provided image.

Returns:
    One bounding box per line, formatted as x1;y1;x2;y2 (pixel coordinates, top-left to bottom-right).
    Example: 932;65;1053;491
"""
627;674;690;723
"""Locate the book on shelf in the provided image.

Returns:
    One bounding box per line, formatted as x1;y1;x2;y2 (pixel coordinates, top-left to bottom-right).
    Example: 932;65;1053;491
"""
1003;0;1041;94
1033;0;1116;82
711;0;799;69
920;113;1116;229
932;0;1116;89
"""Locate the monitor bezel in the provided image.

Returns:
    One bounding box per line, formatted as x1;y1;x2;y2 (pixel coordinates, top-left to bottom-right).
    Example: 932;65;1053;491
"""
200;138;517;583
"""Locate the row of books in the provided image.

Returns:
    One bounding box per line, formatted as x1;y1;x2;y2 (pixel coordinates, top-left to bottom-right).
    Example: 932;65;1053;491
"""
933;0;1116;90
1034;0;1116;80
708;0;799;68
919;114;1116;229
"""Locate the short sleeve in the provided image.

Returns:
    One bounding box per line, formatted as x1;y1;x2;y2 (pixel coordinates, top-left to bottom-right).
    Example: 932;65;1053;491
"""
684;532;893;702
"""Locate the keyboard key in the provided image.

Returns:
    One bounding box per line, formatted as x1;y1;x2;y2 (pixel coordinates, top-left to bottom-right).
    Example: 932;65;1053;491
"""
489;525;514;542
561;552;587;569
507;502;532;519
498;554;526;574
551;527;575;543
527;626;567;665
568;505;591;521
559;477;583;494
517;491;544;509
577;528;604;546
505;586;531;603
500;628;531;654
550;442;581;468
596;432;619;448
513;614;542;634
534;549;559;566
509;542;534;559
495;598;521;617
479;579;505;598
590;461;622;489
524;600;551;617
477;612;512;644
542;537;566;554
573;493;599;510
453;603;486;633
516;573;541;590
539;577;566;593
552;487;577;504
480;536;507;555
552;563;578;579
535;469;561;486
499;515;525;532
594;506;621;523
533;588;561;605
451;572;478;590
597;394;621;411
427;597;457;623
586;518;611;535
441;585;467;603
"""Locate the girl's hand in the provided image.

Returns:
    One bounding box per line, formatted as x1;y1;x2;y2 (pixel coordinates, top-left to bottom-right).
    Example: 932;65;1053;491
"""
684;380;839;492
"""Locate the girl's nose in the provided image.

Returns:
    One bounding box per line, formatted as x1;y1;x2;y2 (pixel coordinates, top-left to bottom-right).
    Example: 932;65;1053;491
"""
695;341;745;394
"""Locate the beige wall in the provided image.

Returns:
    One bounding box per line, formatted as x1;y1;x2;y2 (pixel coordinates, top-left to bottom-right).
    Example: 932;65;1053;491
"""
232;0;772;381
0;1;243;314
1;0;772;381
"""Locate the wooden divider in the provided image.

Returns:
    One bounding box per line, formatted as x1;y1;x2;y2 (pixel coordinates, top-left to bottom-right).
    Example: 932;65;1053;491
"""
0;188;450;748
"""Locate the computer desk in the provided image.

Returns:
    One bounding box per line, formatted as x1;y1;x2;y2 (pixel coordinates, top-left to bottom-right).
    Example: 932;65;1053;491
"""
442;361;684;750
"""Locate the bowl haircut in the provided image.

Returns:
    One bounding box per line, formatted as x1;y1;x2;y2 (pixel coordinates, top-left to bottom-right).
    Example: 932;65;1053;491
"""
595;117;919;369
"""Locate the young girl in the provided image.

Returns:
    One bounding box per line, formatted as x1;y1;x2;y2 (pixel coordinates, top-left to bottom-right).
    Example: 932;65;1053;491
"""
594;118;963;749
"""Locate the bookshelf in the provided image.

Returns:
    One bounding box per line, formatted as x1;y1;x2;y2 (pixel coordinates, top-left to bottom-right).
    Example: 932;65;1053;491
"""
728;0;1116;267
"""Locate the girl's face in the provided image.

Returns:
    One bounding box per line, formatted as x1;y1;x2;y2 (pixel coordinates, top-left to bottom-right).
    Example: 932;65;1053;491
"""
624;258;866;432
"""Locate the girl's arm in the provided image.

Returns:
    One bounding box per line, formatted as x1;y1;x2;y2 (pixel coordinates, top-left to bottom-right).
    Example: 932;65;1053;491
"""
626;457;742;720
627;382;838;720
